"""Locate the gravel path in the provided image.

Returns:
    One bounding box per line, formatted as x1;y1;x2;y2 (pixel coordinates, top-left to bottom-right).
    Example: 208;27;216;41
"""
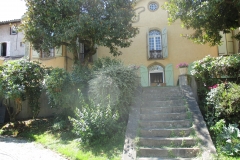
0;136;67;160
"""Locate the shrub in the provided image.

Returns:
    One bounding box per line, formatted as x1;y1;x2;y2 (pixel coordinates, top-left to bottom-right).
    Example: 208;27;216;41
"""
44;68;72;109
89;59;139;120
91;57;122;71
0;59;45;120
69;91;120;145
210;120;240;156
206;82;240;125
70;57;139;144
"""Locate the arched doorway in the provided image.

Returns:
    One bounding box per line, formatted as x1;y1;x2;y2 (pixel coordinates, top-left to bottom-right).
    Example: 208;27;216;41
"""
149;65;165;86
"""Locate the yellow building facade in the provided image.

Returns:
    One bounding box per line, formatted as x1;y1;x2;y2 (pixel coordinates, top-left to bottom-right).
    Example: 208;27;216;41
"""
96;0;219;86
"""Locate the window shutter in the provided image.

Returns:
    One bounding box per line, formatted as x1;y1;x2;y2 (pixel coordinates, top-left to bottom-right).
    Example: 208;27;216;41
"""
188;62;194;75
24;42;30;57
226;32;234;54
0;43;1;55
147;29;150;59
6;41;10;56
55;46;62;57
140;65;148;87
165;64;174;86
162;28;168;58
218;32;227;55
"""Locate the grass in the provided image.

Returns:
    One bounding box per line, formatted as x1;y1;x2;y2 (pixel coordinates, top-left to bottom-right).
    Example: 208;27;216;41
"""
0;118;125;160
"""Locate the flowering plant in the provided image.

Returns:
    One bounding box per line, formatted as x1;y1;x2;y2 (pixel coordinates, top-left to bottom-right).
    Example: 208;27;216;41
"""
176;63;188;68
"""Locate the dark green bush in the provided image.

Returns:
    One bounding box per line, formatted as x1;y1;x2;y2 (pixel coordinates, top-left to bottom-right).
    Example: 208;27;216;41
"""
70;57;139;144
89;59;139;121
91;57;122;71
0;59;45;120
69;91;121;144
206;82;240;125
210;119;240;156
44;68;75;111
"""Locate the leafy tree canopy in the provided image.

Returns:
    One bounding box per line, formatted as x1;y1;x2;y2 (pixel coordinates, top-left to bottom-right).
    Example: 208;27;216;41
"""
163;0;240;45
21;0;138;62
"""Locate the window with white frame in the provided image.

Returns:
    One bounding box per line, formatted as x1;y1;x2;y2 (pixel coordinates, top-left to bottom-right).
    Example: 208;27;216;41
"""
148;28;168;59
149;30;162;59
41;48;55;58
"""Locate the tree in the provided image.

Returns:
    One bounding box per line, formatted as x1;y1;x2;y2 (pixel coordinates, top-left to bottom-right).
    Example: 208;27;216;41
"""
163;0;240;46
21;0;138;63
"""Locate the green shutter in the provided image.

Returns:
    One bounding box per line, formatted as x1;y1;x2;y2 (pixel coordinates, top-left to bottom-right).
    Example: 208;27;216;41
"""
188;62;194;75
218;32;227;55
140;65;148;87
147;29;150;59
162;28;168;58
165;64;174;86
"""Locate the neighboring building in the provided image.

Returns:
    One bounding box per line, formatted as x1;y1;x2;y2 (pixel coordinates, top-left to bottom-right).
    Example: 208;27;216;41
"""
96;0;239;86
0;19;25;65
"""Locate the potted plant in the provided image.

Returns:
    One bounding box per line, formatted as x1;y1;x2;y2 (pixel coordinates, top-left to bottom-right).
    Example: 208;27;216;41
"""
176;63;188;75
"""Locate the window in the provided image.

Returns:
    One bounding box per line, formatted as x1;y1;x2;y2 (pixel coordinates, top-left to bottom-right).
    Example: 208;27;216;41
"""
148;28;168;59
149;30;162;59
32;46;62;59
149;2;159;11
10;26;17;35
41;48;55;58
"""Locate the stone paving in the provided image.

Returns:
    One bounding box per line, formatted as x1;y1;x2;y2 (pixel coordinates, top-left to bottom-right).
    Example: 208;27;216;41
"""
0;136;67;160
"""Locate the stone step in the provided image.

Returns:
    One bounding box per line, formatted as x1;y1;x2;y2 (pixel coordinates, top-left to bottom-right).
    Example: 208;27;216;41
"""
142;87;181;93
141;96;184;101
140;113;188;121
139;120;192;129
138;147;200;158
138;137;196;148
139;128;193;137
141;106;187;114
141;100;186;108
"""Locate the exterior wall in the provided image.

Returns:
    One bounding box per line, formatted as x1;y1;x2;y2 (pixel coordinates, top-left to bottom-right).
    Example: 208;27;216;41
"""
0;22;25;57
97;0;218;86
0;58;3;65
32;57;66;69
28;45;68;69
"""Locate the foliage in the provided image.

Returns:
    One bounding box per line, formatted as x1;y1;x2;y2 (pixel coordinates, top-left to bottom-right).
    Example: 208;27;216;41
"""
191;55;240;101
71;62;92;86
163;0;240;45
91;57;123;71
69;91;121;145
0;59;45;120
21;0;139;63
44;68;72;109
206;82;240;125
210;120;240;156
70;58;139;144
89;59;139;120
192;55;240;80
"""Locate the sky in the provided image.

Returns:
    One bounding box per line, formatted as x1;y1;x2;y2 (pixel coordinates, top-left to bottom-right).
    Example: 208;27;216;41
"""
0;0;27;21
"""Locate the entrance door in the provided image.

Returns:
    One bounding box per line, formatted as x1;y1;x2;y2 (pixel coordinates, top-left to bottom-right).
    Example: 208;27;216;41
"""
149;65;165;86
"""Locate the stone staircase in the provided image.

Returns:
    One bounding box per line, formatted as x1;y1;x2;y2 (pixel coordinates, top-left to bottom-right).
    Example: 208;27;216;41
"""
122;86;216;160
